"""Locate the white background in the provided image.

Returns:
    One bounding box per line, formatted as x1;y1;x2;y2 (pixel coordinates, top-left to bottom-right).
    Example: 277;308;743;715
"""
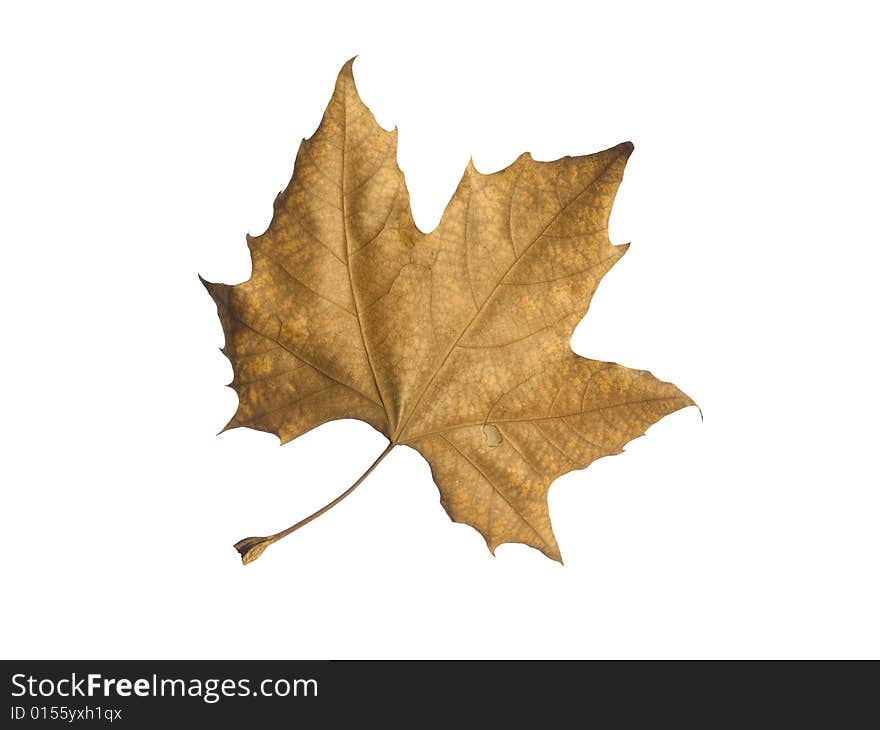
1;1;877;659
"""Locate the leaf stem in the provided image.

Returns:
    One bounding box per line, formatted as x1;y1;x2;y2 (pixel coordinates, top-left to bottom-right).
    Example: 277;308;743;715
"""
234;441;395;564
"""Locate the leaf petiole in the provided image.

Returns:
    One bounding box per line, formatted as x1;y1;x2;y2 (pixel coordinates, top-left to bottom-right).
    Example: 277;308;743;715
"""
234;441;395;565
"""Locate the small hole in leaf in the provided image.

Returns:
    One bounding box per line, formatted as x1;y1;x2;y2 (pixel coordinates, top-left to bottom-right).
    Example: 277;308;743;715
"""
483;424;503;447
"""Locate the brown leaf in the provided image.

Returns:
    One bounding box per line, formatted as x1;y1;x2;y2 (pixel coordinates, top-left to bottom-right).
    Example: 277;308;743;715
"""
203;59;695;562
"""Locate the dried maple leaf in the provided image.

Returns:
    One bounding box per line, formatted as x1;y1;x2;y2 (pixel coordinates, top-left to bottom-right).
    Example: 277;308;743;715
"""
202;59;695;564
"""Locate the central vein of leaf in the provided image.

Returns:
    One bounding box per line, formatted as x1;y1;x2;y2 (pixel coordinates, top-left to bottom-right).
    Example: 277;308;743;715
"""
340;88;390;432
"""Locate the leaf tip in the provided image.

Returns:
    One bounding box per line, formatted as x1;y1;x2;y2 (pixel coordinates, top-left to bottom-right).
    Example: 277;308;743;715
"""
676;389;702;421
217;417;239;436
340;56;358;80
199;275;229;307
234;536;273;565
544;544;564;564
541;537;564;564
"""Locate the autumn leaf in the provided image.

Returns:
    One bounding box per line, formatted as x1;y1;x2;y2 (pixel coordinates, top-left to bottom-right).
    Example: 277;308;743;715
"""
202;59;695;564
